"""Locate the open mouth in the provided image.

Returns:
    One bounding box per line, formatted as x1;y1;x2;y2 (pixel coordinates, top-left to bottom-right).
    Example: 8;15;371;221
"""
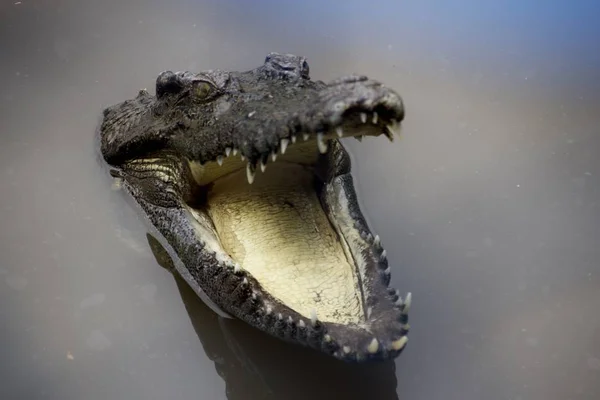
132;109;410;360
102;53;411;361
114;110;410;361
185;111;400;322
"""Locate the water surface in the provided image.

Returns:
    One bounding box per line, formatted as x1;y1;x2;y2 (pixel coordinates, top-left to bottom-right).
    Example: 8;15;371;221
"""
1;1;599;399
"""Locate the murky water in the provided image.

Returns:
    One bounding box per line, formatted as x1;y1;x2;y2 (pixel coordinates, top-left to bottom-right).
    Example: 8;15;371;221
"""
1;1;599;399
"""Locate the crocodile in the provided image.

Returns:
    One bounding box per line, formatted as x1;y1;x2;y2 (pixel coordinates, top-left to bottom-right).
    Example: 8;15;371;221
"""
98;53;411;362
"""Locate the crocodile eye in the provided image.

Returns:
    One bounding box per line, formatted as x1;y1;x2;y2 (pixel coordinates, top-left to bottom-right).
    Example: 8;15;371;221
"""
194;81;214;100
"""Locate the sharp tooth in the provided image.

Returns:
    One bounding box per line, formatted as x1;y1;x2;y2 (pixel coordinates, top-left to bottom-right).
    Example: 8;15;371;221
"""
246;163;255;184
310;309;318;326
225;147;232;157
384;127;395;142
233;148;238;156
336;127;343;137
271;151;277;162
380;250;387;261
391;336;408;351
374;235;381;246
266;306;272;315
360;113;367;123
384;119;401;141
372;112;378;124
260;160;267;172
298;320;306;328
111;178;123;191
303;133;310;141
367;338;379;354
216;156;224;166
280;138;289;154
317;133;328;154
403;292;412;313
291;134;297;144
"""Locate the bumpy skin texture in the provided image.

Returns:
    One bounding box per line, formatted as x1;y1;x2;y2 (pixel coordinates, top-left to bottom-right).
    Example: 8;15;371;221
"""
99;53;411;362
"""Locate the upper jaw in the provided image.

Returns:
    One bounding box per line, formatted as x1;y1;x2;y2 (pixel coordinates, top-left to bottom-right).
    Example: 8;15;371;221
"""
190;77;405;169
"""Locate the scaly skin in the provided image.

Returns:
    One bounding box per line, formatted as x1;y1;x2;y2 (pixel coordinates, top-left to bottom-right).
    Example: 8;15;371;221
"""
99;53;411;362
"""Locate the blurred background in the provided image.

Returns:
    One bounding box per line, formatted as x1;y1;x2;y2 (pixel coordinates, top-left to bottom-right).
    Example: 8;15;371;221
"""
1;1;598;399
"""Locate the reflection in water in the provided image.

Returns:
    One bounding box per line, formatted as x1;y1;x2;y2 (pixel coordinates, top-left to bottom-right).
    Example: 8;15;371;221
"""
147;233;400;400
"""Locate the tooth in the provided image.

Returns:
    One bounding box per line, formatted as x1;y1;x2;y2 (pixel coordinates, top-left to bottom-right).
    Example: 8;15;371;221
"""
372;112;378;124
360;113;367;123
225;147;232;157
291;134;297;144
233;263;242;273
310;309;318;326
251;291;257;300
241;154;246;161
287;316;293;323
317;133;328;153
233;148;238;156
367;338;379;354
246;163;255;184
391;336;408;351
324;334;332;342
241;278;248;286
298;320;306;328
277;313;283;320
266;306;272;315
395;296;404;306
260;160;267;172
374;235;381;246
280;138;289;154
271;151;277;162
343;346;351;354
384;127;395;142
303;133;310;141
111;178;123;191
336;127;343;137
380;250;387;261
403;292;412;313
216;155;224;166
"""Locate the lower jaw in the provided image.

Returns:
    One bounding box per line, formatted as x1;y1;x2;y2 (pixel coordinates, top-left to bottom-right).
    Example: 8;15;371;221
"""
192;161;367;326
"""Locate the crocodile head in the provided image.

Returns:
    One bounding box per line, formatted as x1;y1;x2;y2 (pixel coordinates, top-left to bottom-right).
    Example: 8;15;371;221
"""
99;53;411;362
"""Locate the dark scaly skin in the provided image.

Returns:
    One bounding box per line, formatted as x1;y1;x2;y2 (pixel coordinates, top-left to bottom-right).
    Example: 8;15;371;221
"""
99;53;411;362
